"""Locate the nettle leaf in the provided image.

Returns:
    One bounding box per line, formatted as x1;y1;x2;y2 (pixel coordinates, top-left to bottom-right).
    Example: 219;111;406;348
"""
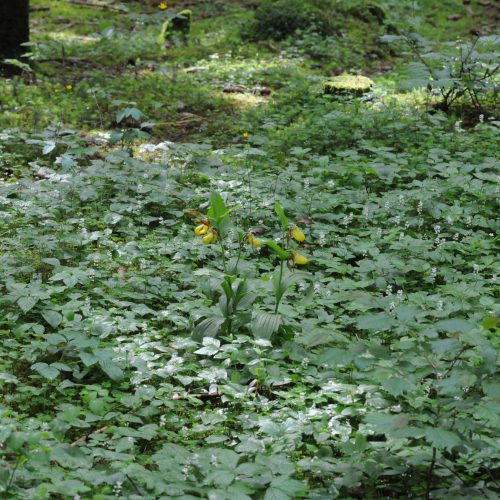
32;362;60;380
270;477;308;496
42;310;63;328
436;319;475;334
116;107;146;124
364;413;409;434
18;296;38;313
382;377;414;396
203;469;235;487
251;312;282;339
51;444;92;469
93;350;123;381
264;488;290;500
42;140;57;155
357;313;395;331
424;428;462;450
315;347;352;367
195;337;221;355
0;372;19;385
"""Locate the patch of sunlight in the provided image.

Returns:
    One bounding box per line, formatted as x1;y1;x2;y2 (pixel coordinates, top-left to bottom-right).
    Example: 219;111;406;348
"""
46;32;98;44
222;92;267;110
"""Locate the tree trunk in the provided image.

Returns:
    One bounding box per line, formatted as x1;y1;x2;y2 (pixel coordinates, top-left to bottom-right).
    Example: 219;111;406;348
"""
0;0;30;74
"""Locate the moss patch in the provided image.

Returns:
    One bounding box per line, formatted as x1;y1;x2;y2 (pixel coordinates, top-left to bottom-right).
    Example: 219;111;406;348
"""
323;74;374;96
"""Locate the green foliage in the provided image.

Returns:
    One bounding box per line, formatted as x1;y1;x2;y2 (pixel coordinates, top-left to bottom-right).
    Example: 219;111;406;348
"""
0;0;499;498
253;0;332;40
383;33;500;117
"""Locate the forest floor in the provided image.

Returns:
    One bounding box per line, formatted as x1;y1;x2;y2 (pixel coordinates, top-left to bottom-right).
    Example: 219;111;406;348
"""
0;1;499;498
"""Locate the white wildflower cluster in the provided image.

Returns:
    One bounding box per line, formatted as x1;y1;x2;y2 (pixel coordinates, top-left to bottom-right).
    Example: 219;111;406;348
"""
113;480;123;497
473;264;480;277
417;200;423;215
318;231;326;246
430;267;437;281
341;213;354;226
433;225;445;247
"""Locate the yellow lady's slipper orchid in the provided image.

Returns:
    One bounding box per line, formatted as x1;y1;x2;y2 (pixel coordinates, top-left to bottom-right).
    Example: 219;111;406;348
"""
202;230;215;244
292;225;305;242
194;224;209;235
292;252;308;265
248;233;261;247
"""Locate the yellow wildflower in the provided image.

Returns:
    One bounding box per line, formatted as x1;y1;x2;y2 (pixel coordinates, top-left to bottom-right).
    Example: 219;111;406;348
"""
292;252;308;265
247;233;261;247
65;84;73;91
159;2;168;9
194;224;209;235
291;225;305;242
202;230;216;244
243;132;249;139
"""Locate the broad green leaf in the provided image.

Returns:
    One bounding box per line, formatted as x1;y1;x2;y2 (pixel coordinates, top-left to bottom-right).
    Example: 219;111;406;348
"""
357;313;395;331
436;319;475;334
264;488;290;500
193;316;225;340
251;312;282;339
32;363;60;380
18;296;38;313
274;201;289;230
51;444;91;469
98;358;123;382
42;310;63;328
424;428;462;450
382;377;414;396
364;413;408;433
